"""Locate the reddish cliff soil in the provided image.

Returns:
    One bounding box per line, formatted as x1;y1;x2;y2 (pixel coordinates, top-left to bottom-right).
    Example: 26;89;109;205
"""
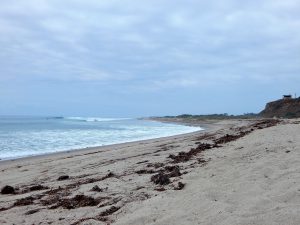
260;98;300;118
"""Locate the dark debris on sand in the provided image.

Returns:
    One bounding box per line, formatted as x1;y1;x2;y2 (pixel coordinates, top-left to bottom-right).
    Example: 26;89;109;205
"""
22;185;49;193
13;196;35;206
135;169;156;174
98;206;121;217
70;206;120;225
174;182;185;190
146;162;164;169
214;132;250;145
25;208;40;215
164;165;181;177
150;164;184;185
169;143;213;163
90;185;103;192
151;172;171;185
49;195;103;209
154;187;166;192
215;120;280;145
57;175;70;181
1;185;15;195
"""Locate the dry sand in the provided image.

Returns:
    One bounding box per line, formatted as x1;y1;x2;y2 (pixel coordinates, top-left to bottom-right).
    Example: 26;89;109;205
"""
0;119;299;225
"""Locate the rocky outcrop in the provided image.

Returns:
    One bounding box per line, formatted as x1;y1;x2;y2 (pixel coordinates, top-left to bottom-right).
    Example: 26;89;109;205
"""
260;98;300;118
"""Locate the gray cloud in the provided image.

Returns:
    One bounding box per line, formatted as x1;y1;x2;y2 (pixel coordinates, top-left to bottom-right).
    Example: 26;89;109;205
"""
0;0;300;88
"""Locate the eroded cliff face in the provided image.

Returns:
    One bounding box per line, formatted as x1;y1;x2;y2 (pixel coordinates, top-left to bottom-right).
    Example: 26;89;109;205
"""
260;98;300;118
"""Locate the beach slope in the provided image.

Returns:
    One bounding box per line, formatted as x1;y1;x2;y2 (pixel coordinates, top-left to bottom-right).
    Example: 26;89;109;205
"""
0;119;299;225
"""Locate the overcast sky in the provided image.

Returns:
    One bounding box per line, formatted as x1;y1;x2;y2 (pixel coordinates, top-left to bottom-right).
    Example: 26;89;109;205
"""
0;0;300;117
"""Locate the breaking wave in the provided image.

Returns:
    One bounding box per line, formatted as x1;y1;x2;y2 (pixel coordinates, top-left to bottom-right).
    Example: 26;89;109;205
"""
64;117;131;122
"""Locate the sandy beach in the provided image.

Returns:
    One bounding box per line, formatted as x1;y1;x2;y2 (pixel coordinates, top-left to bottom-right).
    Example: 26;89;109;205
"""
1;118;300;225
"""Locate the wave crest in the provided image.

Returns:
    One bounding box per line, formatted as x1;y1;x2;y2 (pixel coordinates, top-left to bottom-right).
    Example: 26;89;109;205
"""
64;117;131;122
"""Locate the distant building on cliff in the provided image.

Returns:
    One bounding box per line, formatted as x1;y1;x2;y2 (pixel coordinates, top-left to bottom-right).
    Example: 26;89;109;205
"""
283;95;292;100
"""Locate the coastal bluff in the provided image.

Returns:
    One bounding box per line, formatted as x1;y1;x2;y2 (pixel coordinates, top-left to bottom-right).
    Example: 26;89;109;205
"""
260;96;300;118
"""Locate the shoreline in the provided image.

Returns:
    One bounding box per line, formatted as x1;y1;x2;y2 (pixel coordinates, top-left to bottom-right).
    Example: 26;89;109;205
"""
0;120;205;164
0;129;204;165
143;117;226;130
1;118;299;225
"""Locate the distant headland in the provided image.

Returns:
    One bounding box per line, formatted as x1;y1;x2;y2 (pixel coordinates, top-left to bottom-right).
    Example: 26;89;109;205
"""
150;95;300;121
260;95;300;118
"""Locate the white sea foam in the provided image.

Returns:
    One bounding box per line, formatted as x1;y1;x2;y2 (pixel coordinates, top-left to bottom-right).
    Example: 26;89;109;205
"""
64;117;131;122
0;117;203;160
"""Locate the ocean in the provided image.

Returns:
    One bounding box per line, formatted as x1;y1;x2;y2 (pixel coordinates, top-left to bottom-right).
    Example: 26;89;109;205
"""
0;116;202;160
